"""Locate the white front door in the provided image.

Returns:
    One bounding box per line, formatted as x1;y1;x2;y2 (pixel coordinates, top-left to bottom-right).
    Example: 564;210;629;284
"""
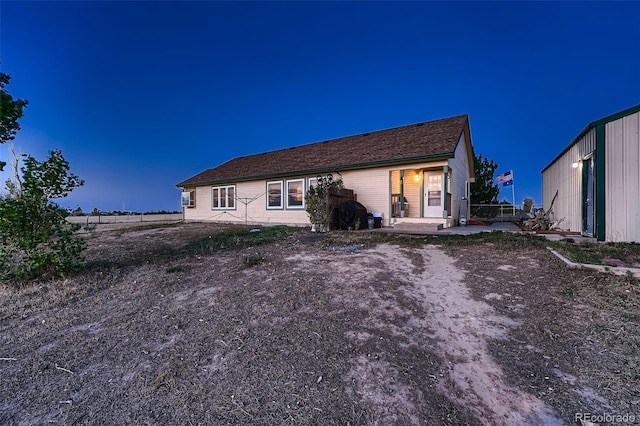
424;171;443;217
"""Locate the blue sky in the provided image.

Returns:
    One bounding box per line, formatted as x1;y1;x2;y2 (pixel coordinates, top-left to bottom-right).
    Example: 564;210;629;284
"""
1;1;638;212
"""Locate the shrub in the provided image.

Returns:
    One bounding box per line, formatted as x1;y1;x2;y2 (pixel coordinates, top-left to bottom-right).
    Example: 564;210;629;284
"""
305;174;343;231
0;150;85;281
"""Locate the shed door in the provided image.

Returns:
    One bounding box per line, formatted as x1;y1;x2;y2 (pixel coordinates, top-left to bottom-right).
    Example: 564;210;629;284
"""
583;157;595;236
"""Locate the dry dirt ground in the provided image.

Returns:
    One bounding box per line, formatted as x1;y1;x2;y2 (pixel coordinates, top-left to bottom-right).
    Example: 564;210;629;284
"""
1;223;638;425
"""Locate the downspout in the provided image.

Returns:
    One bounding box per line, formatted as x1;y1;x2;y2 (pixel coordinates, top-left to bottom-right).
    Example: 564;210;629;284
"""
388;171;392;226
442;165;449;218
400;170;405;217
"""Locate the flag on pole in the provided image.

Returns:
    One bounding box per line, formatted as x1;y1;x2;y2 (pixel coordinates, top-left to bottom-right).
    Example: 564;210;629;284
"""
497;170;513;185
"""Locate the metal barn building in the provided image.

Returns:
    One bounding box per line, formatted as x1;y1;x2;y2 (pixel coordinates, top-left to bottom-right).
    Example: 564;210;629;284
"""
542;104;640;242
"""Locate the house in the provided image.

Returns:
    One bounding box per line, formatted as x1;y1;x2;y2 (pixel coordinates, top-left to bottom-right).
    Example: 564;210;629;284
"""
177;114;476;229
542;104;640;242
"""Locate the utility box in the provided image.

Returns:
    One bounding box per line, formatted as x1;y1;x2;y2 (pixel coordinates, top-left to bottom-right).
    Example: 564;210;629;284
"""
458;197;468;226
372;212;383;228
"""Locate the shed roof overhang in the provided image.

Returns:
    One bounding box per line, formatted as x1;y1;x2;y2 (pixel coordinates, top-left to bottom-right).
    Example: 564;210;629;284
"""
542;103;640;173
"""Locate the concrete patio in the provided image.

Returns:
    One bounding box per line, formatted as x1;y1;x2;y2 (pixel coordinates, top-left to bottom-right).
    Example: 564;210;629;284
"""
375;221;597;243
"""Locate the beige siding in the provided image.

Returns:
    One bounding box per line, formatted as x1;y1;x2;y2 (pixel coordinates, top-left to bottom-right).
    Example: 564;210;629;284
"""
184;180;310;225
403;170;422;218
342;168;391;220
184;185;212;221
342;161;447;225
542;128;596;232
605;112;640;242
448;132;472;221
184;160;449;227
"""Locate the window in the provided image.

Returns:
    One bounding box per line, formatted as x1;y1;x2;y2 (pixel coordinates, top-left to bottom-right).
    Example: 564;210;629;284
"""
308;177;318;191
267;181;283;209
181;190;196;208
212;185;235;210
286;179;305;209
427;174;442;206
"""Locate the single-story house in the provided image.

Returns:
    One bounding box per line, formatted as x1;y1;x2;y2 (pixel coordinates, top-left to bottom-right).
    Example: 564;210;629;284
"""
177;114;476;229
542;104;640;242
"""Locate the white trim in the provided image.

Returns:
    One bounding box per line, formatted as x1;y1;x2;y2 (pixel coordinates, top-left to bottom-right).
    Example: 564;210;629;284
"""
286;178;305;209
211;185;236;210
266;180;284;210
181;190;195;208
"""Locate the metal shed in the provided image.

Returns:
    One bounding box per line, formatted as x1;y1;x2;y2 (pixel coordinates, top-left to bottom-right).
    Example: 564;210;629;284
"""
542;104;640;242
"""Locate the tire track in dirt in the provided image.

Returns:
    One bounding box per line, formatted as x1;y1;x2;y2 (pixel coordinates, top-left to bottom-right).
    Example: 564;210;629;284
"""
394;244;565;425
288;243;566;424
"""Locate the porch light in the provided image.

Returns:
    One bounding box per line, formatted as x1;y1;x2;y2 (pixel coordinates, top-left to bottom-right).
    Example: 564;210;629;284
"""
413;173;420;183
572;162;579;169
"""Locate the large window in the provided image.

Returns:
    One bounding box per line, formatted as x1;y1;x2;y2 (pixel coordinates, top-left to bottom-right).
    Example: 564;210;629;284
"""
267;181;283;209
212;185;235;210
286;179;305;209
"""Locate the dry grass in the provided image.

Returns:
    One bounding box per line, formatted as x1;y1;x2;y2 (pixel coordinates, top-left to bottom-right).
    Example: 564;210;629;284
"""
1;223;638;425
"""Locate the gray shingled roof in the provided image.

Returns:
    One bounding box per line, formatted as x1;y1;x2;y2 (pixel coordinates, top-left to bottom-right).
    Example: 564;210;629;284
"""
177;114;469;187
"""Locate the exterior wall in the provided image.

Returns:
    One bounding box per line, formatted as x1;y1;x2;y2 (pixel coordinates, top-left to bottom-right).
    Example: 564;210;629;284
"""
542;128;596;232
605;111;640;242
343;167;394;222
183;160;449;227
448;131;472;222
185;179;310;225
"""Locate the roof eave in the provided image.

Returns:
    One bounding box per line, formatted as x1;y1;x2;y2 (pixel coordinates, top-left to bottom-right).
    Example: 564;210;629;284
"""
176;153;455;188
541;123;594;173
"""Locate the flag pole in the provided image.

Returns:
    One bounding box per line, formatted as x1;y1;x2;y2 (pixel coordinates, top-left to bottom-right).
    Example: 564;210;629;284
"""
511;169;515;215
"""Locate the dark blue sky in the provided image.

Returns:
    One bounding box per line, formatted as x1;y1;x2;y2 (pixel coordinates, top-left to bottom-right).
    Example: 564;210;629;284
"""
2;1;639;212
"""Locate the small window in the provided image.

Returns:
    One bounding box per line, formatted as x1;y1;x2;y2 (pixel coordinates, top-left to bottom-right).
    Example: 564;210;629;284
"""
181;190;196;208
212;185;236;210
286;179;305;209
428;191;442;206
308;177;318;191
212;188;219;209
227;186;235;209
267;181;283;209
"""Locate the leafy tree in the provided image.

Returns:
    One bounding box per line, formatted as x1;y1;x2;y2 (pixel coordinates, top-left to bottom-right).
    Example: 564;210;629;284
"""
1;150;85;280
470;153;499;204
0;72;28;171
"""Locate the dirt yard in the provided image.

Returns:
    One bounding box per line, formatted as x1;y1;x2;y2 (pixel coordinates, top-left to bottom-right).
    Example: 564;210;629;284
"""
1;223;638;425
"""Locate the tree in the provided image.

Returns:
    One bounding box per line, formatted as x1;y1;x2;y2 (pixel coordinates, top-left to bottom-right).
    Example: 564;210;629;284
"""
0;72;28;171
470;153;499;204
0;150;85;280
0;74;85;280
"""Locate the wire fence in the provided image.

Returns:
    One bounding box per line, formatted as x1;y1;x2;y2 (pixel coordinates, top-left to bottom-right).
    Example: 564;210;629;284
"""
67;213;183;225
470;204;544;221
